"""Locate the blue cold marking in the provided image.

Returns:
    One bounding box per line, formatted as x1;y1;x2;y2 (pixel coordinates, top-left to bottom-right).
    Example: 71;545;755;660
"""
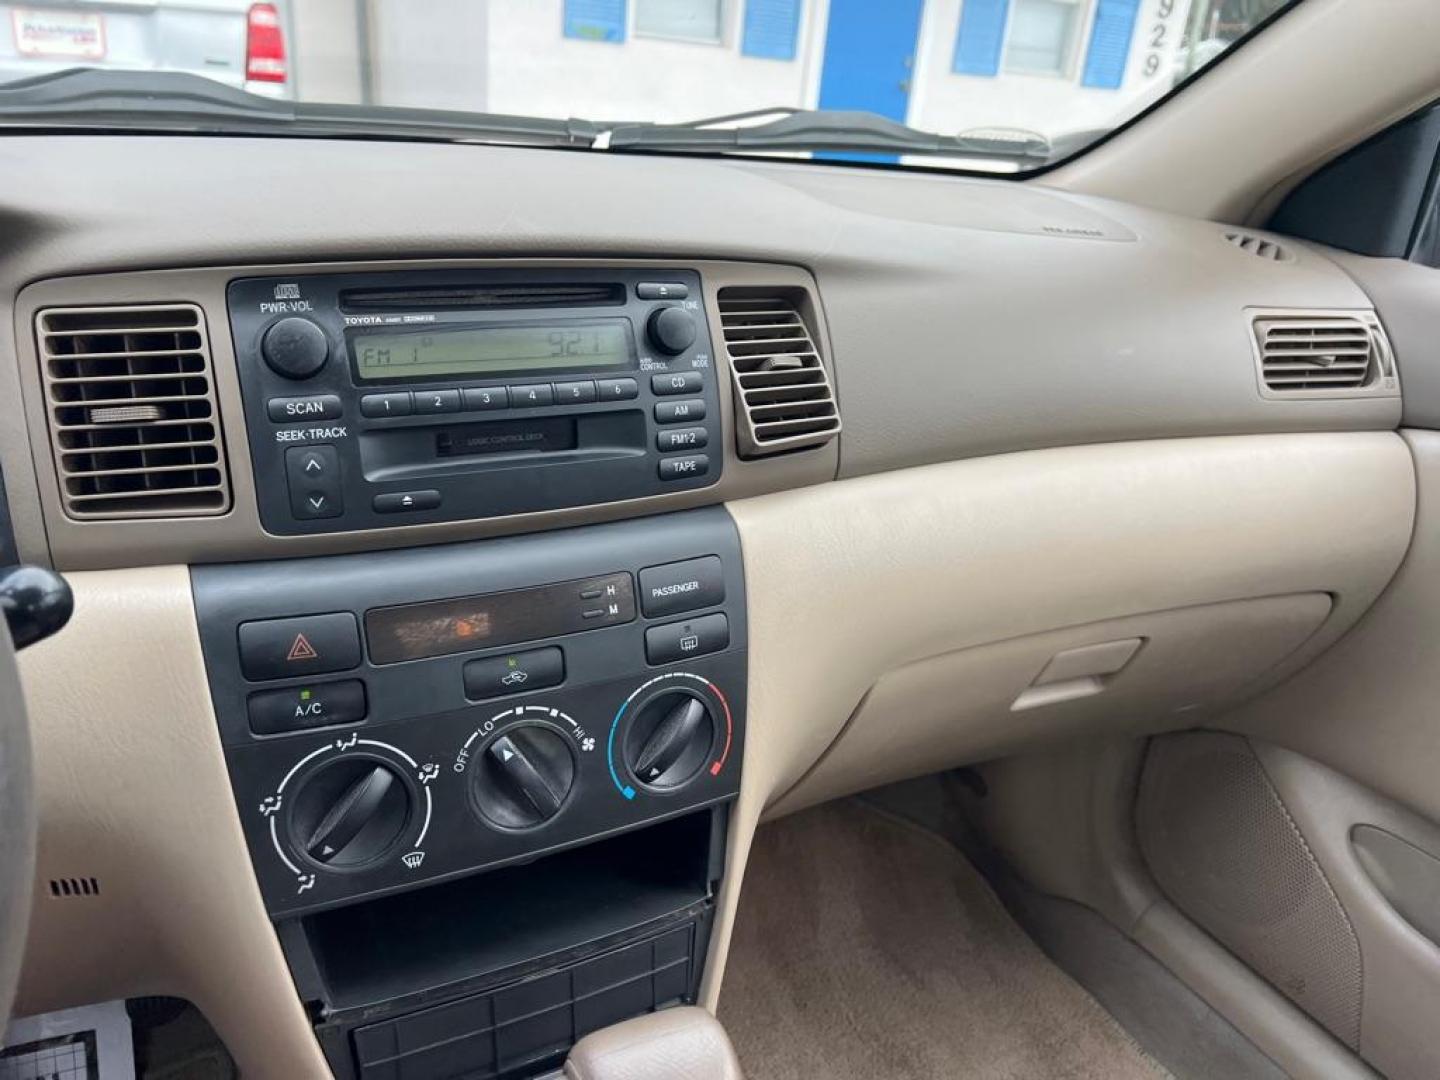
607;699;630;796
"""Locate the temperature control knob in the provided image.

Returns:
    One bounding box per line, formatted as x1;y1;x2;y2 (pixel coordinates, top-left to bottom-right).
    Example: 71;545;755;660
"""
290;758;410;869
624;691;715;791
472;724;577;830
646;306;697;356
262;316;330;379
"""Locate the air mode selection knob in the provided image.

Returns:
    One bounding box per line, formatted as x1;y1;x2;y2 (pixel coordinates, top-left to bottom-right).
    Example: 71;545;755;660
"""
289;758;411;869
624;691;715;791
646;306;697;356
472;724;577;830
262;316;330;379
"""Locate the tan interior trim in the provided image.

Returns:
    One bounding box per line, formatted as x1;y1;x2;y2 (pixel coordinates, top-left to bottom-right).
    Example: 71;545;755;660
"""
1045;0;1440;224
703;431;1414;1008
15;567;331;1080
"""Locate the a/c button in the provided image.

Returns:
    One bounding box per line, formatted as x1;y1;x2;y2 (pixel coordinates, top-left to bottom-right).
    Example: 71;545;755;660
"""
248;680;367;736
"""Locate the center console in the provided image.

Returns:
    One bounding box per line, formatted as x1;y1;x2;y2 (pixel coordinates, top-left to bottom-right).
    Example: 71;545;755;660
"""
193;508;746;1079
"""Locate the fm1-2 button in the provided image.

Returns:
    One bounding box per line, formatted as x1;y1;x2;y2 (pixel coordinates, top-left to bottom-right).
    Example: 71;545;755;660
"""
657;427;707;452
238;612;362;681
645;613;729;665
658;454;708;481
248;679;367;736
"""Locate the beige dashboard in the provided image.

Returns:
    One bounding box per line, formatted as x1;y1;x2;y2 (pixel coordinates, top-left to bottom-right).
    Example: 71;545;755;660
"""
0;133;1421;1078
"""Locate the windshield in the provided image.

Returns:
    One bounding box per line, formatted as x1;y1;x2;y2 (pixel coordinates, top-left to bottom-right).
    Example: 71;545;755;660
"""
0;0;1300;172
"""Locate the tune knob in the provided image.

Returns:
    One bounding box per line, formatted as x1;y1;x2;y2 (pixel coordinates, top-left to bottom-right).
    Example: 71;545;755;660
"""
623;691;715;791
646;306;697;356
262;316;330;379
472;724;577;830
289;758;410;869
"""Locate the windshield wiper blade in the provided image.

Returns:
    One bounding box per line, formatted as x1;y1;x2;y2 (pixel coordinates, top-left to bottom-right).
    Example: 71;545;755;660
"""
603;107;1052;163
0;69;599;146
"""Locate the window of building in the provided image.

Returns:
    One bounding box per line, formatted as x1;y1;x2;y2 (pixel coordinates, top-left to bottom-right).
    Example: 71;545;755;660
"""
635;0;725;44
1003;0;1083;76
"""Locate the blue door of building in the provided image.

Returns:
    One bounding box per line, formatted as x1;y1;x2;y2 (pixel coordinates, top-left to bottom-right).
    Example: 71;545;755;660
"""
816;0;927;161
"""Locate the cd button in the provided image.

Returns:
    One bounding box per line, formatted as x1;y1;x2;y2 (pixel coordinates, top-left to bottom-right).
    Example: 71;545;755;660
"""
654;399;705;424
651;371;703;396
554;379;597;404
509;383;555;407
657;427;707;452
360;392;412;418
414;388;461;414
596;378;639;401
463;386;508;411
658;454;709;481
373;490;442;514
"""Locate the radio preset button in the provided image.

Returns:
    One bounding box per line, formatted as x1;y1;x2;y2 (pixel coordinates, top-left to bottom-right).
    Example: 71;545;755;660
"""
373;490;442;514
655;399;706;424
658;454;709;481
596;377;639;401
268;394;342;423
645;613;729;665
657;427;708;452
637;282;689;300
414;388;461;414
553;379;597;404
652;371;703;396
463;386;508;411
360;392;412;418
510;383;555;407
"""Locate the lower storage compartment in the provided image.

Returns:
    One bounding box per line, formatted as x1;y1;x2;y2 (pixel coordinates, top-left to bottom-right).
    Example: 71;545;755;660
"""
282;808;725;1080
352;920;703;1080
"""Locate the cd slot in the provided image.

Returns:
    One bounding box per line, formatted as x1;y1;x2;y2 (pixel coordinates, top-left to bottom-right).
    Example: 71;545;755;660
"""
341;283;625;310
360;410;646;483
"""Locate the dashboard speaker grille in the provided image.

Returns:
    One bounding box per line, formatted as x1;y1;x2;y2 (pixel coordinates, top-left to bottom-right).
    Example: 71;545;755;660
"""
1253;312;1393;396
37;304;231;519
717;288;840;457
1225;230;1294;262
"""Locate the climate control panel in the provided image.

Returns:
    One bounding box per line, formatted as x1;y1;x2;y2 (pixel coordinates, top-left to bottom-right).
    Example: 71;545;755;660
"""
193;508;746;917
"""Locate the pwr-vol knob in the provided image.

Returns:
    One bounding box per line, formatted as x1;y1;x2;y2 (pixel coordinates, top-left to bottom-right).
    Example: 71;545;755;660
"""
471;724;577;830
289;757;411;869
262;317;330;379
623;691;715;791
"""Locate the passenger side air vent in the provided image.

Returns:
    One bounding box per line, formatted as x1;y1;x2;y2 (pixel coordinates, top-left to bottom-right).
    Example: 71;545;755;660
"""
1225;230;1294;263
1251;311;1396;398
37;304;231;518
717;288;840;457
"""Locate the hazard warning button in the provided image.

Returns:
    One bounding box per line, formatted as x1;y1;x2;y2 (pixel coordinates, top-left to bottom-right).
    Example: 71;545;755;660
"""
238;612;361;682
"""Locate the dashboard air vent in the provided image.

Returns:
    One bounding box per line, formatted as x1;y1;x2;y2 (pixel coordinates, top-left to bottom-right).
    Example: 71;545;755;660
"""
1226;231;1293;262
1252;312;1394;396
717;289;840;457
37;304;230;518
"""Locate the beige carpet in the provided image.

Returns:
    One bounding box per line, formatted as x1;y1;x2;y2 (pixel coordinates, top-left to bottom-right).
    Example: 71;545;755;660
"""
718;801;1169;1080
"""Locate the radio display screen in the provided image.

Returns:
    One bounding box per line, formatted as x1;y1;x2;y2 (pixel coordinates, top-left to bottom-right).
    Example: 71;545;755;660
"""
352;321;632;381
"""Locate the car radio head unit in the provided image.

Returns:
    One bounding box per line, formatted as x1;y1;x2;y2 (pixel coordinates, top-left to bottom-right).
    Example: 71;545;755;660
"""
227;268;719;536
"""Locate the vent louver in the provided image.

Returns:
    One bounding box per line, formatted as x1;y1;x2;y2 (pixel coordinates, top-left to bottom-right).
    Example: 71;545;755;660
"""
717;289;840;457
38;304;231;518
1252;312;1394;396
1226;231;1293;262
